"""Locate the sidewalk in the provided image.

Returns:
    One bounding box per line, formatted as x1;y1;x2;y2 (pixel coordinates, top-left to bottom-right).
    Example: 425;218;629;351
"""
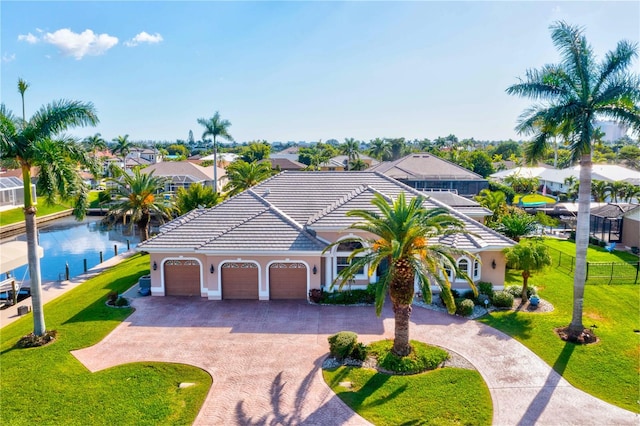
0;250;136;329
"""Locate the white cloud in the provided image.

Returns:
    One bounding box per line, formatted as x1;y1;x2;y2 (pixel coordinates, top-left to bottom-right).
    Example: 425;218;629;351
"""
2;53;16;63
124;31;163;47
42;28;118;60
18;33;39;44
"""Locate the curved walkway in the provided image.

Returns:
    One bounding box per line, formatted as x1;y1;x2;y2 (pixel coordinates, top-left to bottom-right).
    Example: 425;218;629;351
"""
72;298;638;426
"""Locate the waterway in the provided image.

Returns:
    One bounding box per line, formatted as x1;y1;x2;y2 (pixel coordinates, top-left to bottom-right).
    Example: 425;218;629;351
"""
2;216;141;283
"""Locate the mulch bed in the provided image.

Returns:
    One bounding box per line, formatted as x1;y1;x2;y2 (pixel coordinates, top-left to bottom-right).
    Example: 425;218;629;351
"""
510;297;554;313
555;326;599;344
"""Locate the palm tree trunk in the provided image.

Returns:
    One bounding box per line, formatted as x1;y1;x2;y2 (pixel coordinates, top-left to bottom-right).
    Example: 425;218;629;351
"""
569;153;592;336
392;303;412;356
521;271;530;303
138;212;150;242
22;164;46;336
213;136;218;194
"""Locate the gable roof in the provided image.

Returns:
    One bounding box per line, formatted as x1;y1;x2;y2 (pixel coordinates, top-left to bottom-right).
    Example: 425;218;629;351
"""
368;153;484;181
262;158;307;170
139;171;514;253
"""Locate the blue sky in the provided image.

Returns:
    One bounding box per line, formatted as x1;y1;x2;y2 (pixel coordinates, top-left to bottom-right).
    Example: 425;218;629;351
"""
2;1;638;144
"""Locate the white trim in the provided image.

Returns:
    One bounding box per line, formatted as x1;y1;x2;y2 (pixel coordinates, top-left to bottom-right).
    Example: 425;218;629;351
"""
212;259;262;300
159;257;204;296
456;256;472;282
331;234;369;282
266;260;310;301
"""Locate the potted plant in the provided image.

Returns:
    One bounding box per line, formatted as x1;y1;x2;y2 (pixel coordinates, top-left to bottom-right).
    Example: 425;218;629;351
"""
529;295;540;307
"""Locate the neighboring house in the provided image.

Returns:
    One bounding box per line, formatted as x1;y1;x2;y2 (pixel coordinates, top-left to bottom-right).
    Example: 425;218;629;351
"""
0;176;35;210
318;154;379;171
138;171;515;301
261;158;307;172
621;206;640;250
200;152;239;168
369;153;488;197
589;203;638;244
490;164;640;194
141;161;227;193
269;146;300;163
423;190;492;224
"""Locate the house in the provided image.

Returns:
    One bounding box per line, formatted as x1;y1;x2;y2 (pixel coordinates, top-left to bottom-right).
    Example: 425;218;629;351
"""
589;203;638;244
0;176;35;210
422;190;492;224
318;154;379;171
137;171;515;301
269;146;300;163
621;206;640;250
140;161;227;193
261;158;307;171
368;153;488;197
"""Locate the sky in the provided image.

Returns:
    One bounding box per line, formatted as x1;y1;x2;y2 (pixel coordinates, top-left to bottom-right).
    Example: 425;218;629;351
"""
1;1;639;144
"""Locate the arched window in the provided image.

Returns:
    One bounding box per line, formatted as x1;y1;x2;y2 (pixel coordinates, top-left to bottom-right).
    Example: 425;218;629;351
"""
443;264;453;281
457;258;470;279
335;240;366;278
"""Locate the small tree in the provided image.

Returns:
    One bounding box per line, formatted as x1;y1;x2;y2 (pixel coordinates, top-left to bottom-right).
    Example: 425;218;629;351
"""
175;183;222;215
495;208;538;241
503;240;552;303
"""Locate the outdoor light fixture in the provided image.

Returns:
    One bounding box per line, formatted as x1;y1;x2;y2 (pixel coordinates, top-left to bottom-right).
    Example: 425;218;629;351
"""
491;260;496;269
210;265;215;274
312;265;318;275
153;261;157;271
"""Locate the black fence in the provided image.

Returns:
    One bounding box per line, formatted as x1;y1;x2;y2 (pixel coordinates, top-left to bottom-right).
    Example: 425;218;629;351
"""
546;246;639;284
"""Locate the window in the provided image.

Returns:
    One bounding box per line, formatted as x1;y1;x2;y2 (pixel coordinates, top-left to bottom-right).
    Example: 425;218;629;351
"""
457;258;470;278
473;259;480;279
443;264;453;281
335;241;365;277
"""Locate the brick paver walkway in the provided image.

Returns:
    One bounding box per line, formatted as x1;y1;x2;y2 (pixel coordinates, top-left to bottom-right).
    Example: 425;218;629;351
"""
72;297;638;426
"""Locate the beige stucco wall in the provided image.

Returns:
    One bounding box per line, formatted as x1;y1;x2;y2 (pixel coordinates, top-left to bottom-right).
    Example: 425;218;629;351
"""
477;250;507;288
621;216;639;249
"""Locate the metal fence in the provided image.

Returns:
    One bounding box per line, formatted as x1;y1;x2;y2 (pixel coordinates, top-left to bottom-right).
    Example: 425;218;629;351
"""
546;246;639;284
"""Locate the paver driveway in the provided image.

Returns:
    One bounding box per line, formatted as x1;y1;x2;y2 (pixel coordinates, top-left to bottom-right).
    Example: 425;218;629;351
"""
72;297;638;426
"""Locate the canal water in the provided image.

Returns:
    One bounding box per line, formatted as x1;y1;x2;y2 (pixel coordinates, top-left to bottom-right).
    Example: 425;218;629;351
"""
3;216;141;284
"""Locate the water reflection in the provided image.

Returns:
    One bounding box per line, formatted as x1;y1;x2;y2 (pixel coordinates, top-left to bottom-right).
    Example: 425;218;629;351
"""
5;216;141;283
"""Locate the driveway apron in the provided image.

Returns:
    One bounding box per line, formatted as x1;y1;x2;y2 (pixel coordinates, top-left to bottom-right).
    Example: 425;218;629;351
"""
72;298;638;426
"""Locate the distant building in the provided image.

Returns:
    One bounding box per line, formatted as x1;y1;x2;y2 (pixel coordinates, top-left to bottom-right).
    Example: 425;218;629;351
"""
140;161;227;193
595;120;628;143
0;176;35;210
369;153;488;197
318;154;379;171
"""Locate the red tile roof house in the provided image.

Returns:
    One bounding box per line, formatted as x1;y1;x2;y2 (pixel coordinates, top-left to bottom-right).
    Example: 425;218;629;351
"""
138;171;515;300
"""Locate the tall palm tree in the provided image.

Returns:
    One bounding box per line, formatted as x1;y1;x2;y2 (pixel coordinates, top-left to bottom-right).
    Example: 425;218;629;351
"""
0;82;98;336
326;192;476;357
621;183;640;203
605;180;627;203
197;112;233;193
368;137;390;161
106;168;172;241
223;160;272;196
340;138;360;171
83;133;107;179
591;180;609;202
503;240;552;304
111;134;132;169
18;78;29;121
506;21;640;338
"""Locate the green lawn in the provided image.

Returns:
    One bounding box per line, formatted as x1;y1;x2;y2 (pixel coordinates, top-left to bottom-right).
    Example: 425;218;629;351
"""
324;366;492;425
0;254;212;425
0;202;72;226
480;238;640;413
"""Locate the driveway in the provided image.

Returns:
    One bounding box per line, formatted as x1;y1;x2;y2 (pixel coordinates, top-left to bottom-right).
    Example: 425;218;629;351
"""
72;298;638;426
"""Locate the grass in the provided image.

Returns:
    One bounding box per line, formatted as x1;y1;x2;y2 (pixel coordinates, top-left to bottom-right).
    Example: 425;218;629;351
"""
0;253;212;425
480;237;640;413
0;202;72;226
513;193;557;204
324;366;492;425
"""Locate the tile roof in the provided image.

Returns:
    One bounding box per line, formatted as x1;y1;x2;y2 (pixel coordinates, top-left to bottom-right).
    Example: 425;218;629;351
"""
368;153;484;181
142;161;224;181
139;171;514;253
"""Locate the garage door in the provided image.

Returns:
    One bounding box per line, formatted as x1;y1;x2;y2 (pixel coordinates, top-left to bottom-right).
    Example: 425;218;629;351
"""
221;262;259;299
164;259;200;296
269;263;307;299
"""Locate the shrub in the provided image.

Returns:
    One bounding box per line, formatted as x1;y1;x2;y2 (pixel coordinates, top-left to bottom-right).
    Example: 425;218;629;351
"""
350;342;369;361
461;289;476;300
456;298;475;316
328;331;358;360
491;291;514;308
107;291;118;304
369;340;449;374
505;285;537;298
115;296;129;307
450;288;460;298
477;294;491;307
321;288;374;305
478;281;494;297
309;288;322;303
17;330;58;348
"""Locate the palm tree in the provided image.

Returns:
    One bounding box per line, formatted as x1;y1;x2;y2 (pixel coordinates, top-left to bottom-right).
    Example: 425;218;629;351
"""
504;240;552;303
111;134;132;169
223;160;272;196
591;180;609;202
18;78;29;121
474;189;507;224
175;182;222;215
496;208;538;242
368;138;390;161
506;21;640;338
621;183;640;203
605;180;627;203
326;192;476;357
0;82;98;336
340;138;360;171
106;168;172;241
83;133;107;179
197;112;233;193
